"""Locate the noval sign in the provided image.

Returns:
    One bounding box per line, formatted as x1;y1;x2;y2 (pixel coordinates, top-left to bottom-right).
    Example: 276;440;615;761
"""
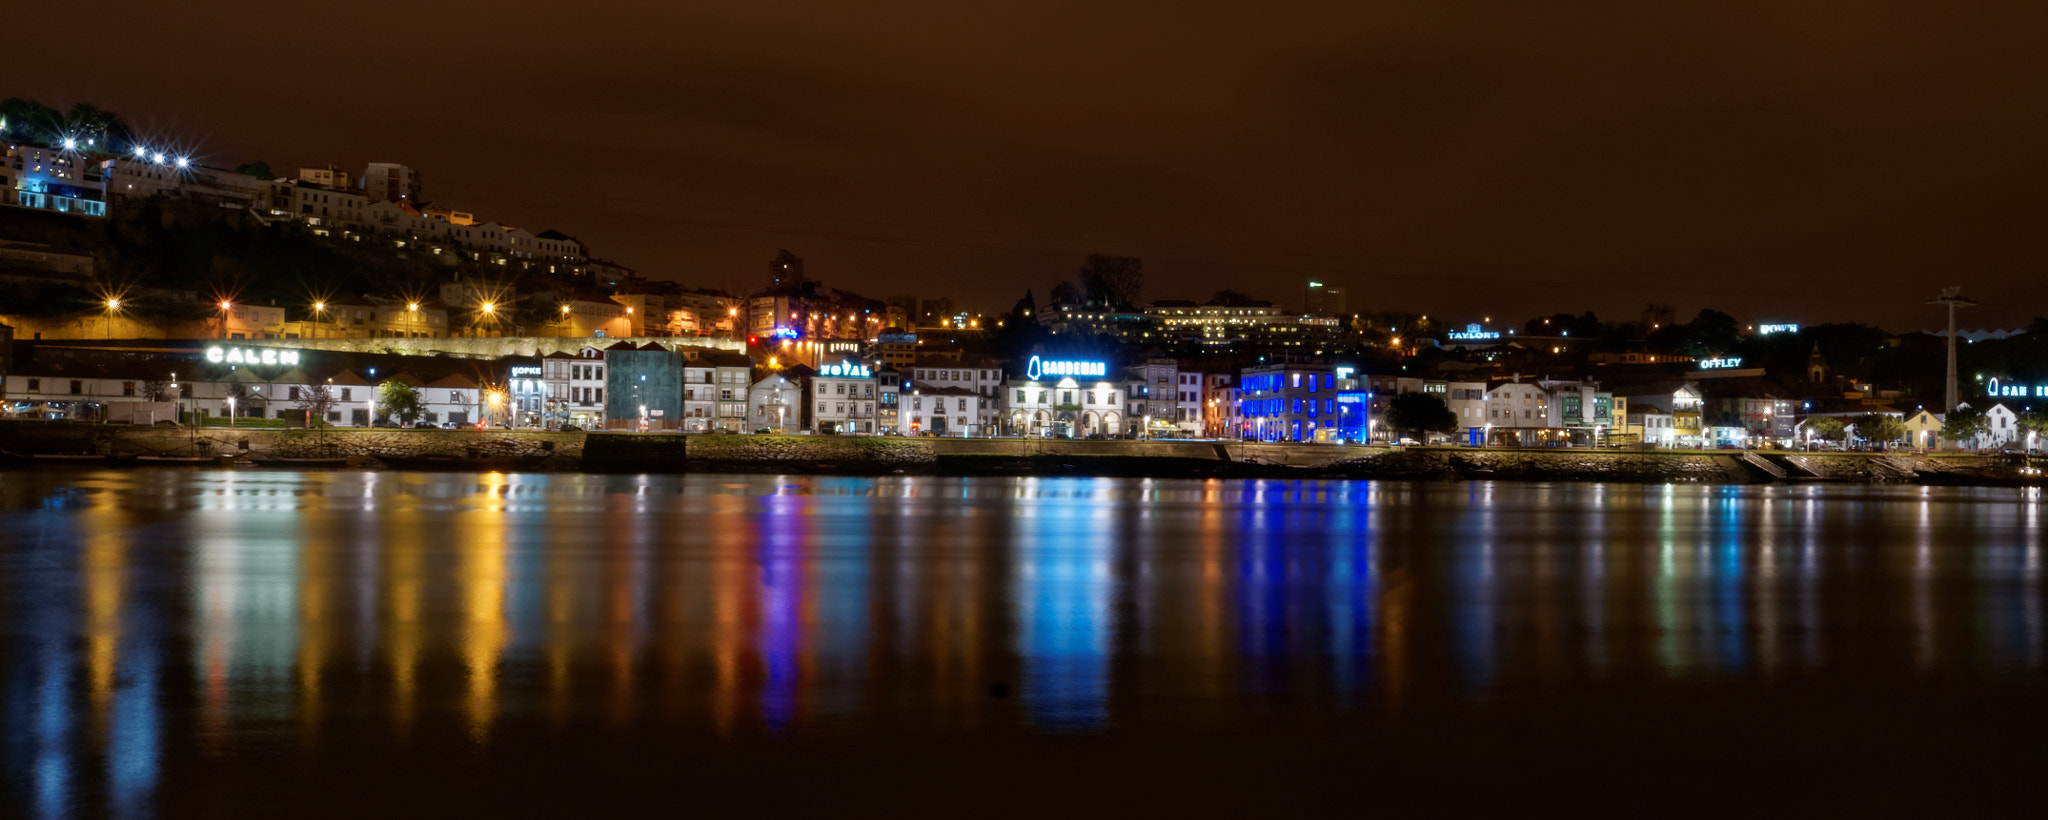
819;362;871;378
1699;357;1744;369
206;346;300;366
1026;355;1106;380
1447;323;1499;340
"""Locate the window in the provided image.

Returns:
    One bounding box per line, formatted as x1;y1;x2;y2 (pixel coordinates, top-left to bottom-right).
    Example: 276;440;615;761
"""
70;380;82;395
288;386;301;401
595;388;602;402
27;378;39;391
957;399;967;411
123;381;136;396
1016;390;1027;404
341;387;352;401
818;402;827;413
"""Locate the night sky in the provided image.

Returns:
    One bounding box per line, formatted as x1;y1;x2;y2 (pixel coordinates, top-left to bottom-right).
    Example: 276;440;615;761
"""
15;1;2048;330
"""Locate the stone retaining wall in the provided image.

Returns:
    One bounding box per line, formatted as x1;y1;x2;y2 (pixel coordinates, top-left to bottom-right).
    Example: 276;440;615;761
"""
0;420;2032;484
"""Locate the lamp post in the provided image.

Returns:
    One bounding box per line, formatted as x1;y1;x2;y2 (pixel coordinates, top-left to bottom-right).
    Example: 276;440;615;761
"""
226;396;236;430
103;297;120;339
311;301;326;340
479;301;495;338
560;304;571;338
217;300;232;339
407;302;419;338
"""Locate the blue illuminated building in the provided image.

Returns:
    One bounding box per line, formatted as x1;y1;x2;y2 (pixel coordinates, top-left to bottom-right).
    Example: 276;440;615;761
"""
1238;362;1338;442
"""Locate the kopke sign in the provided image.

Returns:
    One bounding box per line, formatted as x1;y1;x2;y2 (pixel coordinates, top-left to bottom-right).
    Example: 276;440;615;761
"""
206;346;301;366
1026;356;1107;380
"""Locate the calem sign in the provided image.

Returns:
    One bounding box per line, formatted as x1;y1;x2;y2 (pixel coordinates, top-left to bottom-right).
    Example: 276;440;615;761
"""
1026;355;1106;380
206;346;301;366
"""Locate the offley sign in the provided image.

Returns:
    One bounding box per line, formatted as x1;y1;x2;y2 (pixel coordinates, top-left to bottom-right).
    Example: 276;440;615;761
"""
206;346;301;366
1699;357;1744;369
1026;356;1106;380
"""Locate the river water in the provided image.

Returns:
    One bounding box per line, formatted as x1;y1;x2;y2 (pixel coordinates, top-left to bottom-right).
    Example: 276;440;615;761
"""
3;469;2046;816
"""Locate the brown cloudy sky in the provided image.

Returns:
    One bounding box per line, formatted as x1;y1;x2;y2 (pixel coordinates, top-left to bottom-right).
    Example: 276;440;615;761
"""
15;1;2048;330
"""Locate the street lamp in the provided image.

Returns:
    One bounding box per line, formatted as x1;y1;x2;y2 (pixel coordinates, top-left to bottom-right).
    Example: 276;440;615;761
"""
312;301;326;340
217;300;233;339
226;395;236;429
103;297;120;339
407;302;419;338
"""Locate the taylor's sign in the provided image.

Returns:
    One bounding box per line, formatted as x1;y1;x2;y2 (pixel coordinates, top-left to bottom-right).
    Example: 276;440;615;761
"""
206;346;300;366
819;362;871;378
1447;323;1500;340
1026;356;1106;380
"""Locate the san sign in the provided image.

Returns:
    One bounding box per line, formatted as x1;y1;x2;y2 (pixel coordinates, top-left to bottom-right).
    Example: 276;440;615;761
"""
206;346;301;366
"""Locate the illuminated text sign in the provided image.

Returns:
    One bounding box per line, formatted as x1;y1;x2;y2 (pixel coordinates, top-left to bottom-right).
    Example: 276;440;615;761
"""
206;346;300;366
1026;356;1106;380
1699;357;1744;369
1758;323;1799;335
819;362;872;378
1988;378;2048;398
1447;323;1499;340
510;366;541;377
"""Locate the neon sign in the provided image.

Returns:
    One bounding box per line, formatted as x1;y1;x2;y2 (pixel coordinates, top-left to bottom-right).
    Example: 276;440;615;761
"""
1447;323;1499;340
1026;356;1106;380
819;362;871;378
1988;378;2048;398
1699;357;1744;369
206;346;300;366
1758;323;1799;335
510;366;541;377
772;327;800;339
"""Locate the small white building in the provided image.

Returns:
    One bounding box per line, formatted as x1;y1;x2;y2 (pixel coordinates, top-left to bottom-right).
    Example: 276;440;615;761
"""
906;358;1003;436
747;374;803;433
904;386;979;436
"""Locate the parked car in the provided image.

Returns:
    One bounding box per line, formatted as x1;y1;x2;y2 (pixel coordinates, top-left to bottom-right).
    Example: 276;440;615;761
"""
413;421;438;429
558;424;583;432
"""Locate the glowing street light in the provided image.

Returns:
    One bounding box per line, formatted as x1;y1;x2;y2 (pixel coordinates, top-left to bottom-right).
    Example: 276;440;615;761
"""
103;297;121;339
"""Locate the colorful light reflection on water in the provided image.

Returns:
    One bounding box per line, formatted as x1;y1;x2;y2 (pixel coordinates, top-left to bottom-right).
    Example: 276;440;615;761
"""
2;471;2045;815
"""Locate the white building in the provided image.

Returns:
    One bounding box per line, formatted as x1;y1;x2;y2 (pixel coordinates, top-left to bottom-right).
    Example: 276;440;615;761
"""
811;360;879;434
1002;377;1125;437
904;385;978;436
748;374;803;433
906;358;1003;436
1171;371;1204;435
544;346;607;428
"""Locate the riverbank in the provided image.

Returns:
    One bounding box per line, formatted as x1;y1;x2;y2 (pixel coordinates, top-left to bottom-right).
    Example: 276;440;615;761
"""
0;420;2034;484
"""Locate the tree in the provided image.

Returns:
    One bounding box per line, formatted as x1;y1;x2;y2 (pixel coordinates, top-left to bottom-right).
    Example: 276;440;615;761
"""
0;98;63;143
1852;412;1906;450
142;376;174;402
1384;392;1458;439
1805;416;1847;445
377;381;423;425
1942;404;1989;448
235;161;275;180
1078;254;1142;309
296;383;337;429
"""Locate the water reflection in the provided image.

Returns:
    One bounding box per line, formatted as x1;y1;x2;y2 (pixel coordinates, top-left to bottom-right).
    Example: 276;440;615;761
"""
4;471;2048;815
